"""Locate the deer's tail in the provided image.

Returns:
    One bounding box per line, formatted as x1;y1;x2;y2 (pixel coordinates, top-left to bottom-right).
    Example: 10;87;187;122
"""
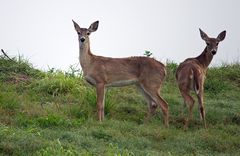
191;68;200;94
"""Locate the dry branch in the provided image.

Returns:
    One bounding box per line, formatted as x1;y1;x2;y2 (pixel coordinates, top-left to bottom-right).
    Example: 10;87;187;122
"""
1;49;13;61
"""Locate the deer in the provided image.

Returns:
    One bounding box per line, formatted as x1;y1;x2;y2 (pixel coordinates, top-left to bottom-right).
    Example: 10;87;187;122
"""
72;20;169;127
176;29;226;128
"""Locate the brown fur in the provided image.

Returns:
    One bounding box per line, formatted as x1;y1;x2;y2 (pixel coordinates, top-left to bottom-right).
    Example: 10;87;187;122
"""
73;20;169;127
176;29;226;128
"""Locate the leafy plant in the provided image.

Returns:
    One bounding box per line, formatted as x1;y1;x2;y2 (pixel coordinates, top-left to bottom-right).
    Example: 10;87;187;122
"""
105;143;135;156
143;50;152;57
31;72;82;96
0;92;20;111
35;139;79;156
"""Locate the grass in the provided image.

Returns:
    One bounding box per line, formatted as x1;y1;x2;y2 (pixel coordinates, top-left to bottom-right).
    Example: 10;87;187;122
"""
0;55;240;155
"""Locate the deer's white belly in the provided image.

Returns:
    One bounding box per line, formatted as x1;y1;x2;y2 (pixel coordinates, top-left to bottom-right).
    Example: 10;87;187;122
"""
85;75;137;87
106;79;138;87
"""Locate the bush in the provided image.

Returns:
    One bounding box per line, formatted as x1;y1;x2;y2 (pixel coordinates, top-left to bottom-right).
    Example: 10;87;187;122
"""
105;143;135;156
0;55;44;82
31;72;82;96
35;139;80;156
0;92;20;111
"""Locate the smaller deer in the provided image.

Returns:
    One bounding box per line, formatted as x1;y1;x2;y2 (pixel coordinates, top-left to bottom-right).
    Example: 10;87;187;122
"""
176;29;226;128
72;20;169;127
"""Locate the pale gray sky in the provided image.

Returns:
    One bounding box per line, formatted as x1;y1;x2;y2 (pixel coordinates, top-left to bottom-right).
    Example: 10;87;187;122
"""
1;0;240;70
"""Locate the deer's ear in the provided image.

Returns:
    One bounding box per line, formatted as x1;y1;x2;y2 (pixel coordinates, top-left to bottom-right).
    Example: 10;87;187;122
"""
88;21;99;32
199;28;209;41
217;30;226;42
72;20;81;32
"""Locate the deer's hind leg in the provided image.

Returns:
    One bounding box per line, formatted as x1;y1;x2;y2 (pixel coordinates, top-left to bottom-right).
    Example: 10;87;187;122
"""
140;83;169;127
179;89;195;128
137;85;158;122
196;86;207;128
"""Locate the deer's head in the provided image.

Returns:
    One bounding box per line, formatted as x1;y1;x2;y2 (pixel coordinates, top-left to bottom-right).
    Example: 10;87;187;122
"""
72;20;99;43
199;29;226;56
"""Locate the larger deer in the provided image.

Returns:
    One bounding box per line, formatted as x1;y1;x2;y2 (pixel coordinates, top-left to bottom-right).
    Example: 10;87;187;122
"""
176;29;226;128
72;20;169;127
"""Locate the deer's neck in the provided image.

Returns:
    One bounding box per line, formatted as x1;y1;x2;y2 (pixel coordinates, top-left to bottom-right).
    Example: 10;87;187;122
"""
195;47;213;69
79;40;93;72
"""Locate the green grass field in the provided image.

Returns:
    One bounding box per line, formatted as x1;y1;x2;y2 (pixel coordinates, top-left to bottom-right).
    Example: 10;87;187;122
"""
0;55;239;155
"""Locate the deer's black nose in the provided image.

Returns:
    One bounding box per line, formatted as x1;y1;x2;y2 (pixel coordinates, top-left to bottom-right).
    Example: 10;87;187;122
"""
80;37;85;42
211;50;216;55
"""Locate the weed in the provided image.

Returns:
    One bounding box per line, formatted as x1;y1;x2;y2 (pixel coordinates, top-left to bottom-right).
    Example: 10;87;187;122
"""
0;92;20;111
31;72;81;96
35;139;79;156
106;143;135;156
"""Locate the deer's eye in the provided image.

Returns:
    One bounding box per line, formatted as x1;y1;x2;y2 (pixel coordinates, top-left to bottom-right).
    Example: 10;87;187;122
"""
216;42;219;46
87;32;90;35
206;43;210;46
77;32;81;35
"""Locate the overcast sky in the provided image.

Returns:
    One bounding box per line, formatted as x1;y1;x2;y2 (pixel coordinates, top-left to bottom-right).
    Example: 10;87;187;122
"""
1;0;240;71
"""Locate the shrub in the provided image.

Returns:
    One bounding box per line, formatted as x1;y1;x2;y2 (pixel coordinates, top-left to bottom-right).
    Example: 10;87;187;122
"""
0;55;44;82
105;143;135;156
35;139;79;156
31;72;82;96
0;92;20;111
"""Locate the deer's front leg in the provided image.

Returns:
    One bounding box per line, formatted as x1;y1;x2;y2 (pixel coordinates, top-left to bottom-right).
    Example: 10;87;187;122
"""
96;83;105;121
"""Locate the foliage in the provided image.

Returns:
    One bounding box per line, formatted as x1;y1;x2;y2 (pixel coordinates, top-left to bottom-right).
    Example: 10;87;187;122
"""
0;54;44;82
0;55;240;155
143;50;152;57
31;72;82;96
35;139;79;156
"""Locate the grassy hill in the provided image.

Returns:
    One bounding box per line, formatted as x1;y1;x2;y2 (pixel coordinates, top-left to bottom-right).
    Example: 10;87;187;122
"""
0;55;240;155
